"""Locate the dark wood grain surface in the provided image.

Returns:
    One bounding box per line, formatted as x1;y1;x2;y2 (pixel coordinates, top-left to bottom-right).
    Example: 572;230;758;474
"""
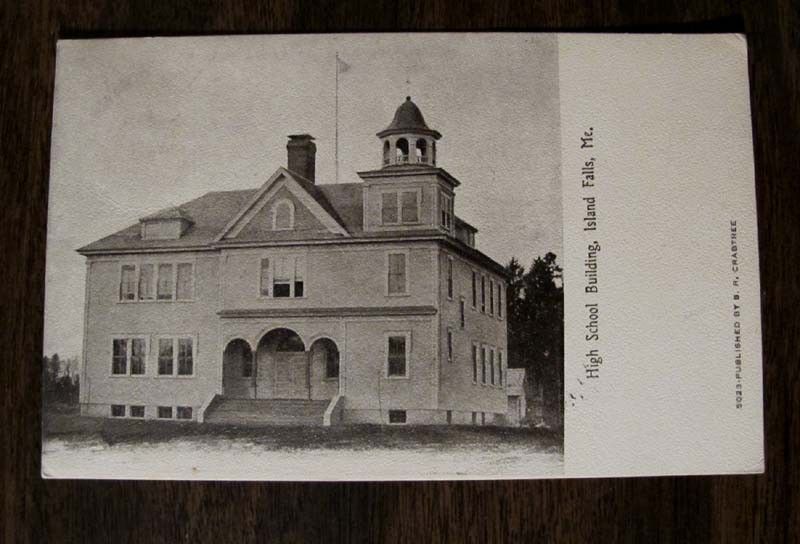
2;1;798;542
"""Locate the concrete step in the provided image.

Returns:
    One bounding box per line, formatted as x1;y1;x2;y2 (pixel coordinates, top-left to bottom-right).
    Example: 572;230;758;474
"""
205;398;329;426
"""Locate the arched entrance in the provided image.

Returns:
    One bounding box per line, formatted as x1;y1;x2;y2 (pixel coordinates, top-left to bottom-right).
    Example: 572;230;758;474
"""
256;328;308;399
222;339;254;398
308;338;340;400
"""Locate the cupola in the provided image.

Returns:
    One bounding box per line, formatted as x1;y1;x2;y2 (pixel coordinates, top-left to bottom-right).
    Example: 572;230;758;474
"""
377;97;441;168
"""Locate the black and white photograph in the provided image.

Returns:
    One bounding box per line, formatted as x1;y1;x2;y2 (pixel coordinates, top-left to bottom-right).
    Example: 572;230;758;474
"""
42;34;564;479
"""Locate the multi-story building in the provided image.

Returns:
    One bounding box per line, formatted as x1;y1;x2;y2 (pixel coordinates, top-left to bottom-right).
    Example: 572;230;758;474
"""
78;97;508;425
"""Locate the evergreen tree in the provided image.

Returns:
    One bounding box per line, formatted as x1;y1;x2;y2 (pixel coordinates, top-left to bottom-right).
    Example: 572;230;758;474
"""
504;252;564;427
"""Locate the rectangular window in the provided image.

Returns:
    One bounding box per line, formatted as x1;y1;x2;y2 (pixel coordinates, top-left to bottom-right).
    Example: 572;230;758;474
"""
294;256;305;298
498;351;503;385
176;263;193;300
130;338;146;375
387;334;408;377
129;405;145;418
158;338;174;376
471;271;477;308
498;284;503;318
490;348;495;385
157;263;174;300
157;406;173;419
439;192;452;230
447;410;452;424
481;346;487;384
273;256;292;297
138;264;155;300
481;276;486;313
489;279;495;315
177;338;194;376
111;404;125;417
459;299;465;329
472;412;477;425
381;191;398;224
259;258;270;297
112;339;128;375
400;190;419;223
387;253;407;295
447;257;453;299
120;265;137;301
176;406;193;420
447;329;453;362
388;410;407;424
265;255;305;298
472;344;478;383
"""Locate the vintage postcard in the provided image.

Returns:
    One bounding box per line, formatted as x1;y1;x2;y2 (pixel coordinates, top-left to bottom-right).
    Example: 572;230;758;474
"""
42;33;762;480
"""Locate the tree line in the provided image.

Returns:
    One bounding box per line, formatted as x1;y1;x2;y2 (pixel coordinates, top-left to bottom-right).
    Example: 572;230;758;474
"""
42;353;80;406
505;252;564;428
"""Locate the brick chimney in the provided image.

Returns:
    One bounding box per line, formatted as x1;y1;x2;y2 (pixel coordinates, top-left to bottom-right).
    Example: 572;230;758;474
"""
287;134;316;182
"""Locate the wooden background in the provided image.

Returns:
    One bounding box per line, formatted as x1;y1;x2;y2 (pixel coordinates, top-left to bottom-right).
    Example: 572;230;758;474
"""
1;1;798;542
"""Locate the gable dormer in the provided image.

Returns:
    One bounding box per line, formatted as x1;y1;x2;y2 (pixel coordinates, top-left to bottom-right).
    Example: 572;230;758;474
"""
139;207;193;240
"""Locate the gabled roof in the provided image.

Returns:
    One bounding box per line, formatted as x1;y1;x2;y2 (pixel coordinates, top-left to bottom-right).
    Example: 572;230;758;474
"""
77;172;506;276
215;168;350;240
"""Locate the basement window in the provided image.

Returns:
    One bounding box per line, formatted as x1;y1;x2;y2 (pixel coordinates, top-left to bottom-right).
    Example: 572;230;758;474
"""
176;407;193;420
129;405;145;418
388;410;407;424
110;405;125;418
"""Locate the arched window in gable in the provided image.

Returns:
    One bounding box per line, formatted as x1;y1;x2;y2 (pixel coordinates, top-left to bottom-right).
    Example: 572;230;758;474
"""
272;199;295;231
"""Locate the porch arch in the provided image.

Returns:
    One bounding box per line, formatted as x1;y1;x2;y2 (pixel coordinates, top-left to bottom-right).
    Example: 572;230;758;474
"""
222;338;255;398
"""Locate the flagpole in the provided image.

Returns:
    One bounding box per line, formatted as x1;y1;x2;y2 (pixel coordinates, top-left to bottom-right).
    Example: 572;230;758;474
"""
335;52;340;184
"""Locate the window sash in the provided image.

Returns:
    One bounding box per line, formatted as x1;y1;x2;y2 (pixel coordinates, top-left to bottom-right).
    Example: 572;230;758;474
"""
481;347;487;384
381;192;398;224
471;271;477;307
447;330;453;362
120;265;137;301
157;263;174;300
490;349;495;385
267;256;305;298
176;406;193;420
177;338;193;376
472;344;478;383
176;263;193;300
259;258;270;297
130;338;146;375
459;300;465;329
447;258;453;299
138;264;155;300
387;253;407;295
498;284;503;318
400;191;419;223
157;406;173;419
112;339;128;374
489;279;495;315
158;338;174;375
387;335;407;377
481;276;486;312
498;351;503;385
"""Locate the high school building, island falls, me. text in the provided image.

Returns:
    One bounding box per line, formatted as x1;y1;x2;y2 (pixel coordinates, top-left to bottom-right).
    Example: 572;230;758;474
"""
77;97;510;426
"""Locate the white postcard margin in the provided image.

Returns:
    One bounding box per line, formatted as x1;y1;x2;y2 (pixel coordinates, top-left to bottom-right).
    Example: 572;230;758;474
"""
559;34;764;477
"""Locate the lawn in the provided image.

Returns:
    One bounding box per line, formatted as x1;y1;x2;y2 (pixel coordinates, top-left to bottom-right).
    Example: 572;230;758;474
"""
43;411;563;453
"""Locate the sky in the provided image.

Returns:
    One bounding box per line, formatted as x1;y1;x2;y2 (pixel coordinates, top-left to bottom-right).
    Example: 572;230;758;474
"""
44;33;562;358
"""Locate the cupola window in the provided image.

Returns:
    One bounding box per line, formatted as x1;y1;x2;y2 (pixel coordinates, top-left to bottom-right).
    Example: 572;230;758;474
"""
415;139;427;164
395;138;410;164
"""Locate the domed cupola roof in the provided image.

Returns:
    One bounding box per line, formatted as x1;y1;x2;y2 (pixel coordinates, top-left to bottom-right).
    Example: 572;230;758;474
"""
377;97;441;139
